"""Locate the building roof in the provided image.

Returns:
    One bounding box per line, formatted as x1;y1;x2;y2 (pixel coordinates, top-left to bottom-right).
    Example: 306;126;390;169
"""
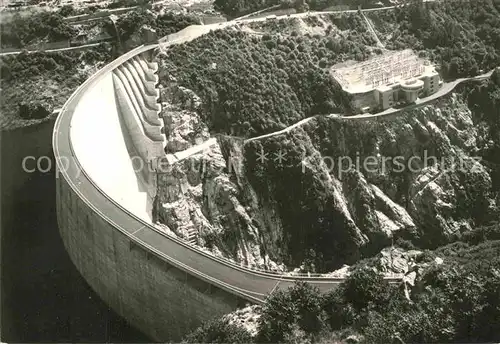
400;78;424;90
330;49;437;94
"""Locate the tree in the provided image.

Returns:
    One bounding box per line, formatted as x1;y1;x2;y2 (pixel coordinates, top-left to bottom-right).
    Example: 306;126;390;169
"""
257;282;325;342
182;318;253;343
18;102;50;120
342;268;391;311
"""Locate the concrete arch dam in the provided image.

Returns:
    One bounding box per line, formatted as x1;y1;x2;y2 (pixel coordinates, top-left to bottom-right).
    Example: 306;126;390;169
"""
53;33;401;341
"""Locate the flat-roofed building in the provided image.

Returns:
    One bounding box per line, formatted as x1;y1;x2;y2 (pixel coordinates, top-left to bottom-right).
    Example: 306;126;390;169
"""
330;49;442;113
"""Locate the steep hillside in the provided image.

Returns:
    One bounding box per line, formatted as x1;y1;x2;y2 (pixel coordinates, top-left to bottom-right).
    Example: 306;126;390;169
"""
158;19;374;137
154;15;377;269
155;82;286;270
183;237;500;344
0;8;203;130
242;79;499;270
156;24;500;271
366;0;500;79
0;46;113;130
154;2;500;270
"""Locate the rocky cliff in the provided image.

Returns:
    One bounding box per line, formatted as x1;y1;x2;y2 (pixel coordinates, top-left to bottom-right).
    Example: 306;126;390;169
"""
155;66;500;272
243;88;498;271
155;82;285;270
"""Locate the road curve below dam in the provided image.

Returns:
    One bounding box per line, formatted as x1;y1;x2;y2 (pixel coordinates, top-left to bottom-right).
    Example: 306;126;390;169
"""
53;27;402;341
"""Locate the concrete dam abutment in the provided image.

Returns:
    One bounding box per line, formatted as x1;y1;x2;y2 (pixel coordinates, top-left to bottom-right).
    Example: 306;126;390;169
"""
56;176;243;340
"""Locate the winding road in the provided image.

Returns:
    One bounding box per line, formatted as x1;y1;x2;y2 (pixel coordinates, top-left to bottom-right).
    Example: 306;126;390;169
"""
237;70;495;144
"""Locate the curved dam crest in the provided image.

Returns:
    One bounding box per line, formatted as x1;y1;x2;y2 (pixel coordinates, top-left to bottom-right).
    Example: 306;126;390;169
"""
54;25;403;341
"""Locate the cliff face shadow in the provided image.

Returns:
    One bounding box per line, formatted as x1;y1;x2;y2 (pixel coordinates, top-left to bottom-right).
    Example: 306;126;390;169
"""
1;121;149;343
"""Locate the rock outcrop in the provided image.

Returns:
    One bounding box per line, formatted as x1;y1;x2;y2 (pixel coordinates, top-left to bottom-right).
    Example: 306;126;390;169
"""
224;305;261;337
155;85;285;270
155;76;498;272
239;91;498;270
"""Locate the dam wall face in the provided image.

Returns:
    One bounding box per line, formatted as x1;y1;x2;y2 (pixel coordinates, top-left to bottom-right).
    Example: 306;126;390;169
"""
56;175;242;341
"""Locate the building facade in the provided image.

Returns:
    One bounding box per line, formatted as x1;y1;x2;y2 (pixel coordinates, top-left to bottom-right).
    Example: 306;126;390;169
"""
331;49;442;113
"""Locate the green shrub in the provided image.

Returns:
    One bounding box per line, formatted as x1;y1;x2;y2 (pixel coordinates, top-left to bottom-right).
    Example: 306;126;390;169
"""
0;11;76;49
257;282;326;343
18;102;50;119
182;318;253;343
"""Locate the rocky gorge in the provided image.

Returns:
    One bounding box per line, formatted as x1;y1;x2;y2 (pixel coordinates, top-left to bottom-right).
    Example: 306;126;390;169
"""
243;85;499;271
154;78;286;271
154;51;500;273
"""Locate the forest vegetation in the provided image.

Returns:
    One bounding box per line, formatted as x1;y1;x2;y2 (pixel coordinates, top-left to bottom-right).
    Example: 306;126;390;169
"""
366;0;500;79
113;8;200;44
0;8;198;128
0;10;76;49
213;0;382;17
160;19;374;137
184;234;500;343
0;45;113;129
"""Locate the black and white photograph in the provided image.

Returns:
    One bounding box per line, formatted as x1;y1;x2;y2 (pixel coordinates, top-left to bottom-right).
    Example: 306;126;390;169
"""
1;0;500;342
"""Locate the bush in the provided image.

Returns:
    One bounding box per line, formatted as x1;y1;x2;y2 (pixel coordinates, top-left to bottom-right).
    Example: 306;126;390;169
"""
257;282;326;343
182;318;253;343
321;286;355;330
18;102;50;120
0;11;76;49
343;268;392;312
